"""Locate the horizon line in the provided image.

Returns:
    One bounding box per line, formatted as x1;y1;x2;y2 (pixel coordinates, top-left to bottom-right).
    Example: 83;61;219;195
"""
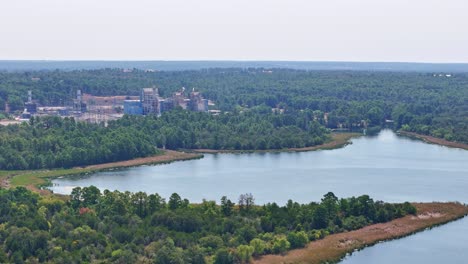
1;59;468;65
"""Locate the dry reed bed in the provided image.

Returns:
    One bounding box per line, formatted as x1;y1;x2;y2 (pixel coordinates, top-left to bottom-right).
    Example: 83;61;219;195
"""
255;202;468;264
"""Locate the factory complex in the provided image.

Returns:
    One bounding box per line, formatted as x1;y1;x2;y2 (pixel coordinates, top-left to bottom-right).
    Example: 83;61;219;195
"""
14;87;210;124
124;87;209;116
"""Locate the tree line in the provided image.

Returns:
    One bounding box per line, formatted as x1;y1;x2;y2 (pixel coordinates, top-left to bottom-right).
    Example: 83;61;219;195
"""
0;68;466;143
0;187;416;263
0;109;329;170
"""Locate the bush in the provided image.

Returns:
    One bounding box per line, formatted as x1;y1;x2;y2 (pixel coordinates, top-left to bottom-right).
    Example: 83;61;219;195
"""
342;216;369;230
235;245;254;263
272;236;290;255
287;231;309;249
249;238;266;256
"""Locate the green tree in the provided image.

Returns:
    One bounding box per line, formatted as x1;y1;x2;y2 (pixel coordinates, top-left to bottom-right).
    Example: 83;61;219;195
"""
272;236;290;255
214;248;234;264
249;238;266;256
168;193;182;210
221;196;234;216
235;245;254;263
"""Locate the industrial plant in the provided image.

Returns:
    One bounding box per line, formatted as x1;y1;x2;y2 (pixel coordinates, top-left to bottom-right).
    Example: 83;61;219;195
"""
15;87;209;124
124;87;209;116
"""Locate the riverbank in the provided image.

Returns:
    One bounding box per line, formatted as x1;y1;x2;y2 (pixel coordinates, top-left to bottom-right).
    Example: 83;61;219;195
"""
0;150;203;190
191;133;361;154
254;202;468;264
398;131;468;150
1;133;359;190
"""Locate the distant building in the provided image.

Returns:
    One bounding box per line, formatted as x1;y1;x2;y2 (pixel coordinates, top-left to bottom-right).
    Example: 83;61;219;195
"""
24;90;37;113
172;90;188;109
25;102;37;114
124;100;143;115
188;90;208;112
21;112;31;119
58;109;69;116
124;87;210;116
73;90;87;113
141;88;160;115
159;98;174;114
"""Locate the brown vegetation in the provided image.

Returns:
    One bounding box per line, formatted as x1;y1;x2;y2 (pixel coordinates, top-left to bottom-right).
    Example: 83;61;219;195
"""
1;150;202;190
254;202;468;264
399;131;468;150
80;150;203;170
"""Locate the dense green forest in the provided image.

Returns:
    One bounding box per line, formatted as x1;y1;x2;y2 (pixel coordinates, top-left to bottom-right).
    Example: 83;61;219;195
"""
0;109;328;170
0;116;157;170
0;187;416;263
0;68;467;143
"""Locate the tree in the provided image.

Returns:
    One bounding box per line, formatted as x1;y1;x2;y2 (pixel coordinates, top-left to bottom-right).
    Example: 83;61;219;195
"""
214;248;234;264
168;193;182;210
7;96;23;111
81;186;101;207
0;97;6;111
131;191;148;217
221;196;234;216
235;245;254;263
249;238;266;256
238;193;254;213
312;205;328;229
148;193;165;214
70;187;83;209
287;231;309;249
154;238;184;264
272;236;290;255
321;192;338;219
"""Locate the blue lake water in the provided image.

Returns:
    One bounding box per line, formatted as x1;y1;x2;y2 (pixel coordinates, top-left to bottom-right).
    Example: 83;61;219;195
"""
50;130;468;263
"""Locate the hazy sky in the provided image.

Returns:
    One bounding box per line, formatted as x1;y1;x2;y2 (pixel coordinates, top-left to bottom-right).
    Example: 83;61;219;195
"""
1;0;467;62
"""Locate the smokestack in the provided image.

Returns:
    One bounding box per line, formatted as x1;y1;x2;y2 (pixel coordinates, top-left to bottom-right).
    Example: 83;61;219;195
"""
28;90;32;103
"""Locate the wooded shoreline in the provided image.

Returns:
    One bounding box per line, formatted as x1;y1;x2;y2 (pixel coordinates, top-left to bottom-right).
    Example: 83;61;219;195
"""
398;131;468;150
190;133;361;154
1;133;359;190
254;202;468;264
0;150;203;190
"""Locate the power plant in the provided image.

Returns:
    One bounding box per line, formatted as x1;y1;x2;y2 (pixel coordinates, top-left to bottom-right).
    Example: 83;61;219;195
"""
123;87;209;116
13;86;211;124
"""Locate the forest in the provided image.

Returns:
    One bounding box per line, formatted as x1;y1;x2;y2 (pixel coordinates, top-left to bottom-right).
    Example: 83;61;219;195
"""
0;187;416;263
0;109;329;170
0;68;466;143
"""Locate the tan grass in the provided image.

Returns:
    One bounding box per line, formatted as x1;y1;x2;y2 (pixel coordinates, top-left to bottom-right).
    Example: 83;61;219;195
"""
254;202;468;264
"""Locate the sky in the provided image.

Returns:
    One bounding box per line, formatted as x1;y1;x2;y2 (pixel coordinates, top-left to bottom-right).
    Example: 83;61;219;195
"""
0;0;467;62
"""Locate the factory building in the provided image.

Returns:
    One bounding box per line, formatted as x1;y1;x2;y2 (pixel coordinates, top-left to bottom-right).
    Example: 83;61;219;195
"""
159;98;174;114
73;90;87;113
24;91;37;114
123;87;209;116
172;90;188;110
188;90;209;112
124;100;143;115
141;88;160;115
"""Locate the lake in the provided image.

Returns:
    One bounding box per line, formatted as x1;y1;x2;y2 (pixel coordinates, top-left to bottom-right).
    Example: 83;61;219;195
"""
50;130;468;263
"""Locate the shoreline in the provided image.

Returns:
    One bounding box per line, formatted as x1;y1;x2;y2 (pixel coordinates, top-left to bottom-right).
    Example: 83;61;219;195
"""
398;131;468;150
2;150;203;190
254;202;468;264
1;133;359;190
190;133;361;154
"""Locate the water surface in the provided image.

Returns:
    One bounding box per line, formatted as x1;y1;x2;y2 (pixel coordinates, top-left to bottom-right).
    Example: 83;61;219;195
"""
50;130;468;264
51;130;468;204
